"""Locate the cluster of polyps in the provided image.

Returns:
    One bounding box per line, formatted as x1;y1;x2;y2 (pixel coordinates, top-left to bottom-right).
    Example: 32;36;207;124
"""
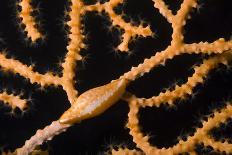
0;0;232;154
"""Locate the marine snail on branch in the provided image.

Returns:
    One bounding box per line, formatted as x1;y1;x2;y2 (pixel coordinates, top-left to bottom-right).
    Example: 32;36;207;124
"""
59;79;129;124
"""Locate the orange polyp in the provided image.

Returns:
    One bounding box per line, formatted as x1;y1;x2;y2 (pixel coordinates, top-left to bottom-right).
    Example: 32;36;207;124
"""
59;79;129;124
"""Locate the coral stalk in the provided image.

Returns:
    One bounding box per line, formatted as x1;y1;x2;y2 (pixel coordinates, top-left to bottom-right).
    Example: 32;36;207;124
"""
16;121;70;155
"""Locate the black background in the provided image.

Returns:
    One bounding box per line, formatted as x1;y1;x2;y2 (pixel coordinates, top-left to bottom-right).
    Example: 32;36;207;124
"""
0;0;232;154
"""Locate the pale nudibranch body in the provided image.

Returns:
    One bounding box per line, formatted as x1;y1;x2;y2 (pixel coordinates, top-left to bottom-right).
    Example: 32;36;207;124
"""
59;79;129;124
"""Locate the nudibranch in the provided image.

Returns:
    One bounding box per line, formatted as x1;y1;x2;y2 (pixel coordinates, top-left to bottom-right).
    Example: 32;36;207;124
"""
59;79;129;124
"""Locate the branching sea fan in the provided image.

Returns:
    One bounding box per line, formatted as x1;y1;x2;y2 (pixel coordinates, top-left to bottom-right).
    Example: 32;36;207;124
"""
0;0;232;154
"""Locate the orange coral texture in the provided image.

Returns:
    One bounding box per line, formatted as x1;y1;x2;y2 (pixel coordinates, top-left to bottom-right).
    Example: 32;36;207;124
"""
0;0;232;154
17;0;42;42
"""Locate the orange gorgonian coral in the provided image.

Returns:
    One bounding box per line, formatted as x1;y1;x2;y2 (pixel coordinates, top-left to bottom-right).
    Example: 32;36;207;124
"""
0;0;232;154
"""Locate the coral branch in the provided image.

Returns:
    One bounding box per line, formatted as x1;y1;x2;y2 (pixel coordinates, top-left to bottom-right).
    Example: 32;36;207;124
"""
201;135;232;153
125;52;232;107
62;0;85;104
171;0;197;46
152;0;174;23
104;0;152;52
17;0;42;42
84;2;105;12
82;0;153;52
183;39;232;54
120;41;230;81
127;99;232;154
0;91;27;110
111;148;144;155
0;53;61;87
16;121;70;155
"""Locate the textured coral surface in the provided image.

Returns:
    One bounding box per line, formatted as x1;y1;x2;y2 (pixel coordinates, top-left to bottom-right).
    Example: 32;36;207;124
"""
0;0;232;154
